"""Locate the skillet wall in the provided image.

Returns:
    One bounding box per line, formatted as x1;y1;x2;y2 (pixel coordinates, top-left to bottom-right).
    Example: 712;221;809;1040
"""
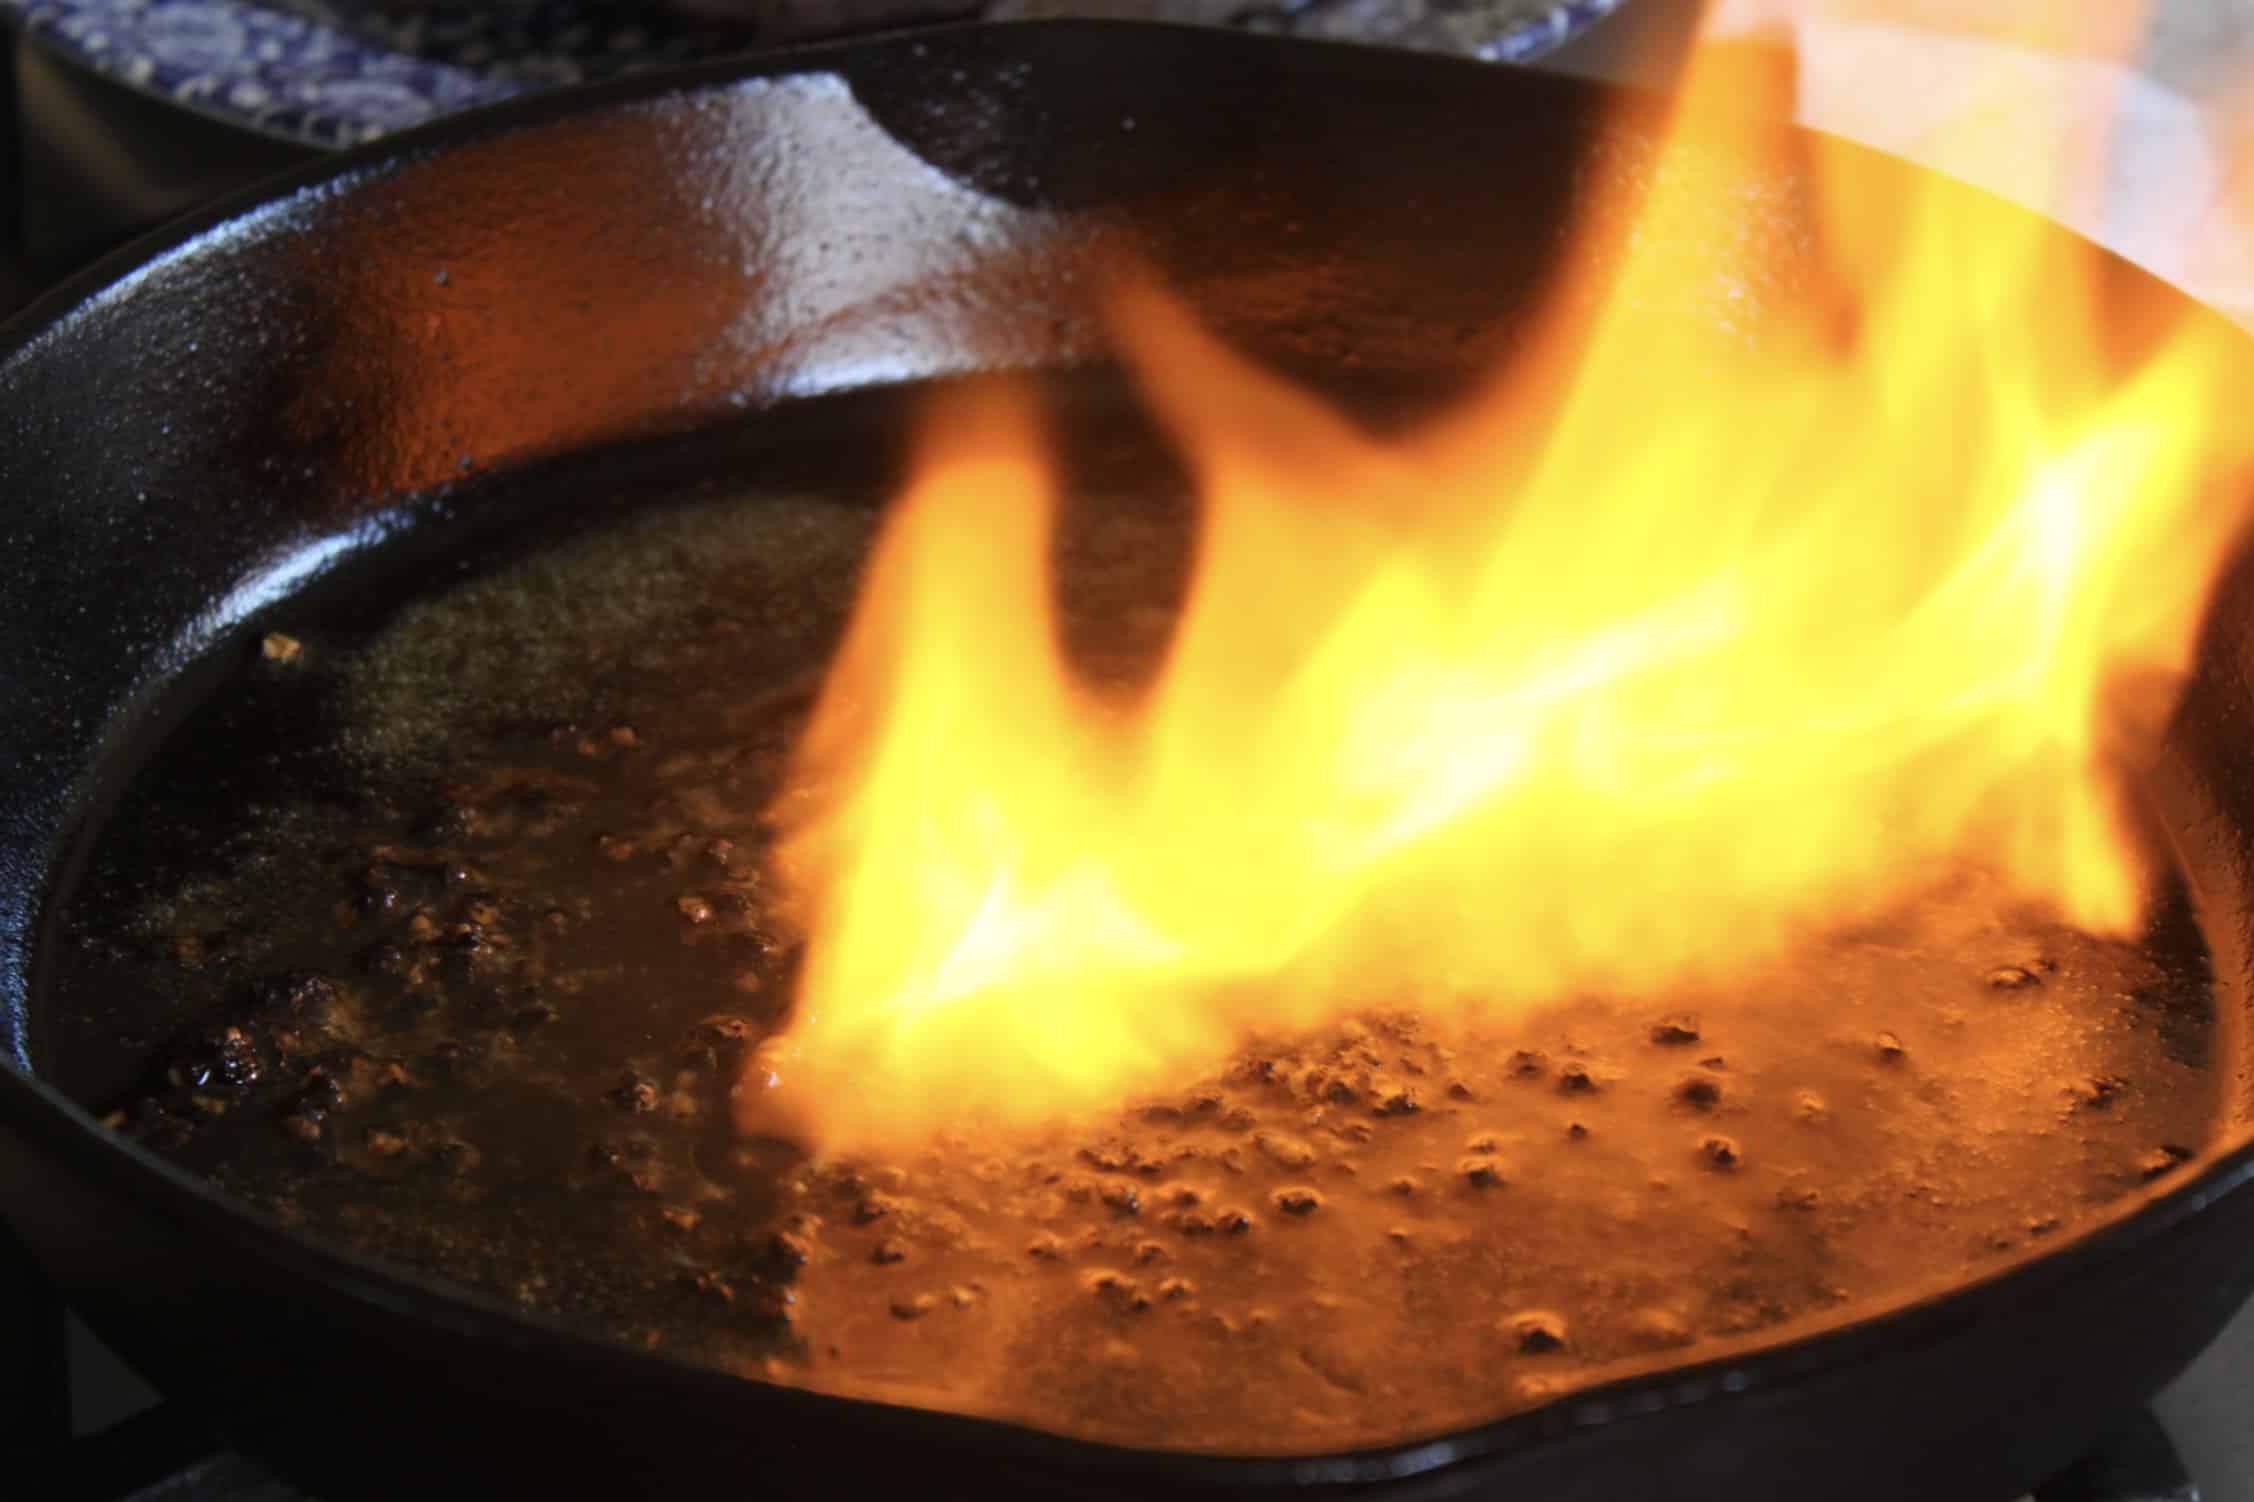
0;24;1615;1071
0;18;1977;1074
7;22;2254;1502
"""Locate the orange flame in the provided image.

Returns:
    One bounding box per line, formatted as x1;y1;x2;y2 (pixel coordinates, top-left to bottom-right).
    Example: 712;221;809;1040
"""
739;26;2254;1153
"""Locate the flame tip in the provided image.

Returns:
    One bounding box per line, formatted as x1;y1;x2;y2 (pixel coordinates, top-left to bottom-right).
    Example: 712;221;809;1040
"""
749;25;2250;1152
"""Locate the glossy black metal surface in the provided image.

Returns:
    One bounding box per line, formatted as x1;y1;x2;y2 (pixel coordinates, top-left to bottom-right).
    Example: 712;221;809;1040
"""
3;20;2254;1501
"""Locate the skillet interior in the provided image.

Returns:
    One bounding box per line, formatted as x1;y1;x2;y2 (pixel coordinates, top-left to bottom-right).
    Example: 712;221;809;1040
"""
21;366;2232;1455
6;20;2254;1501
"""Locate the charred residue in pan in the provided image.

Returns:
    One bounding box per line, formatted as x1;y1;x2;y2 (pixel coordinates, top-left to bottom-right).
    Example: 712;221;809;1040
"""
36;421;2222;1453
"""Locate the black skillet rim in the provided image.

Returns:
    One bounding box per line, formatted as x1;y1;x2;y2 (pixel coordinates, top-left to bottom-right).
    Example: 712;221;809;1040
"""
3;17;2253;1491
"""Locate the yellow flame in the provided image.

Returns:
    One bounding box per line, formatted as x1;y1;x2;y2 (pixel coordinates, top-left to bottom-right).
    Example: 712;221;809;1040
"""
739;25;2254;1153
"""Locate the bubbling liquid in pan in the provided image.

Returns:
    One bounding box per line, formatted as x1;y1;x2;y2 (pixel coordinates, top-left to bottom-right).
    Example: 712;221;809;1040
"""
41;437;2221;1452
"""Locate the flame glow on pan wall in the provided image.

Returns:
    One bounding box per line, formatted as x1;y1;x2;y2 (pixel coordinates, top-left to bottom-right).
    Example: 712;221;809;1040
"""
737;29;2254;1154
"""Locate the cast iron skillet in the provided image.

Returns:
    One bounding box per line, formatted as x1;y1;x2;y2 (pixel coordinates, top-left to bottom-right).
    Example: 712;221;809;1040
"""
7;20;2254;1502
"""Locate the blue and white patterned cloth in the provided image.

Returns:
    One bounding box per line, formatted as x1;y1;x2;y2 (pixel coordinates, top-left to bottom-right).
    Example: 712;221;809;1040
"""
0;0;1624;148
